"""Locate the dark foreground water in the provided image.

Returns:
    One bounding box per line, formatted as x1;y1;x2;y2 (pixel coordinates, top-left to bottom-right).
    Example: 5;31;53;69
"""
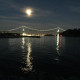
0;36;80;80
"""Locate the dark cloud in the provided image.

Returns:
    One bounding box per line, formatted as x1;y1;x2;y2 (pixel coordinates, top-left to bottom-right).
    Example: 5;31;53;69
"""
0;0;80;30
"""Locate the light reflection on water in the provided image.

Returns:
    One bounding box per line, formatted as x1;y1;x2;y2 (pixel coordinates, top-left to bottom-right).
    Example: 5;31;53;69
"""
22;38;25;49
21;35;62;71
56;33;60;54
0;36;80;79
55;33;63;61
21;38;33;72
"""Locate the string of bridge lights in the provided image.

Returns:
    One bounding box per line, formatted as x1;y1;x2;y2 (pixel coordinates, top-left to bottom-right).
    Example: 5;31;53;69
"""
8;26;65;32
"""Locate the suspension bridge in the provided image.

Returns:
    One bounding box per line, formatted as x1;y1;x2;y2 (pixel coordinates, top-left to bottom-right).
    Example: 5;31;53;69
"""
0;26;65;37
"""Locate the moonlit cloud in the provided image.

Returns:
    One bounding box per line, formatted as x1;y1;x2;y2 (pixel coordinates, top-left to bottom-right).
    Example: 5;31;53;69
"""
0;0;80;30
69;6;80;13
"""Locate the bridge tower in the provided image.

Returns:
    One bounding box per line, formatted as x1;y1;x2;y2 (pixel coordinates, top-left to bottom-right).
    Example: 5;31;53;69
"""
22;27;27;36
57;28;60;33
23;28;25;32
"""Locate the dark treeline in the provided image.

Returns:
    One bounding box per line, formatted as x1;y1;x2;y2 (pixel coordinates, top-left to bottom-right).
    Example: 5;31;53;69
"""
44;34;54;36
61;28;80;37
0;32;41;38
0;32;21;38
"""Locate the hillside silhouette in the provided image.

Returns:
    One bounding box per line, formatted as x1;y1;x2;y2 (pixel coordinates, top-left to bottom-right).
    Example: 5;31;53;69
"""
61;29;80;37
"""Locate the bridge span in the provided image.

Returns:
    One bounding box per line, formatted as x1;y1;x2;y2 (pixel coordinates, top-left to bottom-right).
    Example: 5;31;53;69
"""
0;26;65;37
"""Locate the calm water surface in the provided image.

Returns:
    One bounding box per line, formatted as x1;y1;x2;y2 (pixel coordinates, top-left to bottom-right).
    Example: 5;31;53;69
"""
0;36;80;80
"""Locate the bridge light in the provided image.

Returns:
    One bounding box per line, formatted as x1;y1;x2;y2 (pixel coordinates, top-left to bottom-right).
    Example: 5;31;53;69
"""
22;33;27;36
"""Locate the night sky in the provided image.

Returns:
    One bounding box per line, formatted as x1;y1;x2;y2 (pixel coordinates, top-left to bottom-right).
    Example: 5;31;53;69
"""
0;0;80;30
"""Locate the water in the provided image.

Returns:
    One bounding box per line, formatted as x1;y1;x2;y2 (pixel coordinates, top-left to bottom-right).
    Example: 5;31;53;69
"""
0;36;80;80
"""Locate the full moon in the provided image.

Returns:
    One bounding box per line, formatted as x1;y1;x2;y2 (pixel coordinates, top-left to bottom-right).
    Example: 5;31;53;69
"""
26;9;32;16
